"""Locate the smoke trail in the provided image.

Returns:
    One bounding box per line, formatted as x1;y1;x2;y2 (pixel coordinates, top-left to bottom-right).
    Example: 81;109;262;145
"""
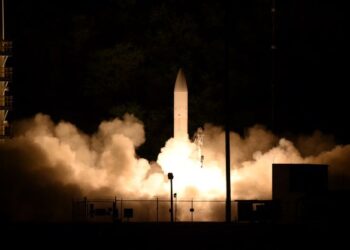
1;113;349;221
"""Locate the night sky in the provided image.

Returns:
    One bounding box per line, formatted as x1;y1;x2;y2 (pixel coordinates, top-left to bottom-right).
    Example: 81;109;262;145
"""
5;0;349;160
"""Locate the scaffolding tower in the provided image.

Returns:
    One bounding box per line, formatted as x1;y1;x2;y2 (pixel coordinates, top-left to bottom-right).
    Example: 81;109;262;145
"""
0;0;12;141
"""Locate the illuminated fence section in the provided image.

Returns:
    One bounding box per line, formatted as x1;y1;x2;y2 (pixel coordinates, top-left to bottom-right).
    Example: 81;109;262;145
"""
72;198;230;223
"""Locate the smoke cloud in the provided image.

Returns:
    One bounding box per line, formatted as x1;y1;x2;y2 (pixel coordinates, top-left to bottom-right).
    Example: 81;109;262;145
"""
1;113;349;222
0;138;82;222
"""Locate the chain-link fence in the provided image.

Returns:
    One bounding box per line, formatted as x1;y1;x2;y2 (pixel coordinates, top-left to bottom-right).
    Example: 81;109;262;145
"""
72;197;237;223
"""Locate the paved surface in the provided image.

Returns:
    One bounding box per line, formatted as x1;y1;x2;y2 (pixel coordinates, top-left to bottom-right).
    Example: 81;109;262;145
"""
0;222;343;249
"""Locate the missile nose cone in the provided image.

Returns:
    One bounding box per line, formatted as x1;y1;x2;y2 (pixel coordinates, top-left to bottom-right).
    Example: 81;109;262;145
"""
174;68;187;92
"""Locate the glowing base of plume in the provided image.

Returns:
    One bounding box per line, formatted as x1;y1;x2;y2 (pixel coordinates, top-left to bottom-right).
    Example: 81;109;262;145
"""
157;137;225;199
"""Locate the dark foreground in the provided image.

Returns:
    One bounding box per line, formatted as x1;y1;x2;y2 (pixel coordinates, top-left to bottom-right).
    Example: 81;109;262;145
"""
1;222;344;249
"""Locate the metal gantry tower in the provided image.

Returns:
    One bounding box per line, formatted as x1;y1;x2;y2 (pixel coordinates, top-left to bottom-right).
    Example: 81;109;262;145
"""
0;0;12;141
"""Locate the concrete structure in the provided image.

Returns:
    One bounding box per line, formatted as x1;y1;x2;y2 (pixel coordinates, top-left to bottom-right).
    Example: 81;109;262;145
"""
272;163;328;223
235;200;277;223
0;0;12;141
235;163;329;223
173;68;188;139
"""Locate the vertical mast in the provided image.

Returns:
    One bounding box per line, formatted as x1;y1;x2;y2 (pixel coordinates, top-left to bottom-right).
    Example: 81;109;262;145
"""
1;0;4;40
271;0;277;130
0;0;12;141
224;0;231;223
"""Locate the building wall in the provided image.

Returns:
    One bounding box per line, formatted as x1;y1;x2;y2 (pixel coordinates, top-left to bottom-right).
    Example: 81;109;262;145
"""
272;163;328;223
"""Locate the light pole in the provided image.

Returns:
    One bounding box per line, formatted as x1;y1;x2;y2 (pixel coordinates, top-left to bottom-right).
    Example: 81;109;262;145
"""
224;0;232;223
168;172;174;223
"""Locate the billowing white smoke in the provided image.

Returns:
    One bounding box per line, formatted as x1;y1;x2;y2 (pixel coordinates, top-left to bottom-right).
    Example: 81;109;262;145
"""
13;113;167;198
1;113;350;221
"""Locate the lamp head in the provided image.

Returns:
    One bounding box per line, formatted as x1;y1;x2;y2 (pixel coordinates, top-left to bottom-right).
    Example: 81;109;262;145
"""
167;172;174;180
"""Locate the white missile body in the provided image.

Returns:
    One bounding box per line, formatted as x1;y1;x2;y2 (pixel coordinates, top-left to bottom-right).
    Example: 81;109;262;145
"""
174;69;188;139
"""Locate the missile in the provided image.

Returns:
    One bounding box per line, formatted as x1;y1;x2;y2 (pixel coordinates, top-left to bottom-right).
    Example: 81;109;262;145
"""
174;68;188;139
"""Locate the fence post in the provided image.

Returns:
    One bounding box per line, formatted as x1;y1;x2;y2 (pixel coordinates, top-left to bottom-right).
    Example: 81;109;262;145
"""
156;197;159;223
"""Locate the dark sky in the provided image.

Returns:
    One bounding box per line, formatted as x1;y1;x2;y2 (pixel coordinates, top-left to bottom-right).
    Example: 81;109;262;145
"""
5;0;349;159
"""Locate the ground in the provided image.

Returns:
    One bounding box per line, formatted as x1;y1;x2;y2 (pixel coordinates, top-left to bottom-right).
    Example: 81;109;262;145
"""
1;222;343;249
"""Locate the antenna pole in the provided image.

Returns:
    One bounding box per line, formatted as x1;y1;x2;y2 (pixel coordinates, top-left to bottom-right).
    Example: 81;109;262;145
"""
224;0;231;223
2;0;5;40
271;0;277;130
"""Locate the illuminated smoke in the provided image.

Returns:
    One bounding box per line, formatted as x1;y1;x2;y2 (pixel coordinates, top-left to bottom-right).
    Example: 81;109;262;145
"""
12;113;167;198
1;113;350;221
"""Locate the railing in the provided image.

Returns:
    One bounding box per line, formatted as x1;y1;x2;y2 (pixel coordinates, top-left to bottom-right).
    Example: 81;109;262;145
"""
0;96;12;110
0;40;12;55
0;67;12;81
0;123;11;139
